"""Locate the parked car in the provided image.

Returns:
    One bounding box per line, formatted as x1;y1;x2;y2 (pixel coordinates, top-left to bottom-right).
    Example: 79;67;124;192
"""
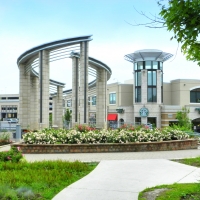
7;119;18;123
145;123;153;129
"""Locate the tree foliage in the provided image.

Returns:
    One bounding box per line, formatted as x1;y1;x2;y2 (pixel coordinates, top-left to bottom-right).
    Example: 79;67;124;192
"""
175;106;192;131
159;0;200;65
64;108;71;121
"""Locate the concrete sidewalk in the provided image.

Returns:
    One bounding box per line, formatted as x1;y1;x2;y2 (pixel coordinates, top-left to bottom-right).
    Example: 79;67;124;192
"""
1;145;200;200
53;159;200;200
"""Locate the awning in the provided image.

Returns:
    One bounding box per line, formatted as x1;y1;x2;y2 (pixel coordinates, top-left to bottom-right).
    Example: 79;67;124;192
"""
107;114;118;121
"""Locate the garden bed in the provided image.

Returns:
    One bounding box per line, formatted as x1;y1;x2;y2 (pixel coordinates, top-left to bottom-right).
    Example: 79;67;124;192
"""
11;139;198;154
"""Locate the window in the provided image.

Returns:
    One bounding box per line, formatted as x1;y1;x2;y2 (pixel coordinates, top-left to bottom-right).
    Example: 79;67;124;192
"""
92;96;96;106
135;117;141;125
135;71;141;102
1;106;18;113
145;61;151;69
147;71;157;102
7;97;19;100
109;93;116;104
190;88;200;103
160;62;163;70
49;102;52;110
153;61;158;69
135;88;141;102
137;61;143;70
67;99;72;107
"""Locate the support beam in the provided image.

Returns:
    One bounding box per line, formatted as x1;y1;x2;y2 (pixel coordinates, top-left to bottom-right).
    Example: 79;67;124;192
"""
39;50;50;129
96;68;107;128
79;41;89;124
72;56;79;127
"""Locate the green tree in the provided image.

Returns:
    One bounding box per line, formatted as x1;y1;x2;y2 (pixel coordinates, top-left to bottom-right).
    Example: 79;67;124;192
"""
133;0;200;65
175;106;192;131
64;108;71;121
159;0;200;65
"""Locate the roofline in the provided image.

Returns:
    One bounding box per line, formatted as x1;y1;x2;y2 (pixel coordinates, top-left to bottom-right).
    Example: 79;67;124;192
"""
17;35;92;65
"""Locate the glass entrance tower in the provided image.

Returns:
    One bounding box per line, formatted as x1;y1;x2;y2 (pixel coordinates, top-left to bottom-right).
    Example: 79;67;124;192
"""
124;49;173;127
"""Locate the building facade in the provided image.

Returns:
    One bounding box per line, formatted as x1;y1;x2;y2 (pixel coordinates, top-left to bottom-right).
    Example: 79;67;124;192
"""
63;49;200;130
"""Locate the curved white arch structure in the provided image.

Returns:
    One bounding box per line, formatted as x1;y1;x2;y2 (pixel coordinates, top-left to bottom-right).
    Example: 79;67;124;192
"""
17;35;112;129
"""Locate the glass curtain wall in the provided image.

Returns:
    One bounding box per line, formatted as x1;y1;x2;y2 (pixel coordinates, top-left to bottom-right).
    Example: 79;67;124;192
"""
134;61;163;103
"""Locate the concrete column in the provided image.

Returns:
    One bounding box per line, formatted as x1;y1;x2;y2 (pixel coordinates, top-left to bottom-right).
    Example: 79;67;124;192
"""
141;69;147;104
79;41;89;124
30;76;39;130
71;56;79;127
19;64;31;129
52;86;63;128
39;50;49;129
52;96;57;127
96;68;107;128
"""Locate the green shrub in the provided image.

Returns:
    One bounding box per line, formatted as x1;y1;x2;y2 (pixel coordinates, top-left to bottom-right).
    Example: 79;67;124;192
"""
0;132;10;145
0;146;24;163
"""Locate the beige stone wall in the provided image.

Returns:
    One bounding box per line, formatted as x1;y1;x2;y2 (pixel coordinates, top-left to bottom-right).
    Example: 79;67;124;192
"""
118;84;133;106
163;83;171;105
161;105;180;128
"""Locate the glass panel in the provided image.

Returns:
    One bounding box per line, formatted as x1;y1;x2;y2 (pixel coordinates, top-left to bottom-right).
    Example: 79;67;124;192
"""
153;88;157;102
160;62;163;70
135;88;141;102
135;73;138;86
109;93;116;104
152;71;156;86
153;61;158;69
190;91;195;103
134;62;137;70
135;117;141;125
138;72;141;86
135;88;138;102
196;92;200;103
92;96;96;105
145;61;151;69
138;61;143;70
148;71;152;86
138;88;141;102
147;88;152;102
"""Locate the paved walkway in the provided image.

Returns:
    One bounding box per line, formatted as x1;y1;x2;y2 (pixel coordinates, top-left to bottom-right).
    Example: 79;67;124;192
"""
1;145;200;200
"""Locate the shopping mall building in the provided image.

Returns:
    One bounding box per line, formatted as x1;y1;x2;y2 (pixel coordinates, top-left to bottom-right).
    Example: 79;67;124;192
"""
63;49;200;130
1;49;200;130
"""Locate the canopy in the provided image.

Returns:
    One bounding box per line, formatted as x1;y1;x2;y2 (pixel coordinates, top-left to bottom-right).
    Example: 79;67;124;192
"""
107;114;118;121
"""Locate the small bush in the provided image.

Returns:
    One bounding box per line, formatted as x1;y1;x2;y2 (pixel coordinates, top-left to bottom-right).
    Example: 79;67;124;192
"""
0;146;24;163
0;132;11;145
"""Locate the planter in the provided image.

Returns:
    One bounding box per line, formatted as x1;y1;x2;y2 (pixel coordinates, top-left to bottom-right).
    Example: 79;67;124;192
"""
11;139;198;154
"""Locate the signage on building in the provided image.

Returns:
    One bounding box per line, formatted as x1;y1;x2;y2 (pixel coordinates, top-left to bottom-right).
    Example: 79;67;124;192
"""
139;107;149;117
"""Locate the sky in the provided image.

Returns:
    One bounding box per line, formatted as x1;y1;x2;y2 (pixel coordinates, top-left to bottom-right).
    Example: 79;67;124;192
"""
1;0;200;94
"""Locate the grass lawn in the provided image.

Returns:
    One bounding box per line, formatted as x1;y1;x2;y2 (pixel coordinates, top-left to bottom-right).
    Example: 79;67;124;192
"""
138;157;200;200
0;160;97;199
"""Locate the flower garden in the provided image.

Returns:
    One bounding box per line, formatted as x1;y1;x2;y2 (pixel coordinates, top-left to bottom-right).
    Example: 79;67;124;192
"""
22;125;190;145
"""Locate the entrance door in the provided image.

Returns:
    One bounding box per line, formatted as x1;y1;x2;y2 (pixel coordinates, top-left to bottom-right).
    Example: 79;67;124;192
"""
192;118;200;132
147;117;156;128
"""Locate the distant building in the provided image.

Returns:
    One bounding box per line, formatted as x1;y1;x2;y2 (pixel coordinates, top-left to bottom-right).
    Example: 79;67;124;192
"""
0;94;19;120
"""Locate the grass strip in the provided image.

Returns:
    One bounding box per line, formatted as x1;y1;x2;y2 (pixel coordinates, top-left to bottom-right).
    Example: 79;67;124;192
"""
138;157;200;200
0;160;97;199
